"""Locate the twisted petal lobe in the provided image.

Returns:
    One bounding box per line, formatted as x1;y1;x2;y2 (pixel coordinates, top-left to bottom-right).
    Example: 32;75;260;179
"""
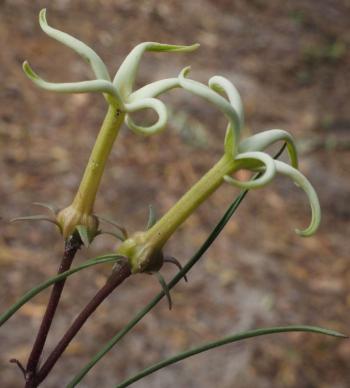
23;61;119;101
239;129;298;168
124;98;168;135
113;42;199;100
39;9;110;81
274;160;321;237
178;67;241;156
129;78;180;101
208;76;244;127
224;151;276;189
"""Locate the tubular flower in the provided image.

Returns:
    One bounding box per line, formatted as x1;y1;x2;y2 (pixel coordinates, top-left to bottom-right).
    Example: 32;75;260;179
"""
23;9;199;136
21;9;199;242
116;69;321;275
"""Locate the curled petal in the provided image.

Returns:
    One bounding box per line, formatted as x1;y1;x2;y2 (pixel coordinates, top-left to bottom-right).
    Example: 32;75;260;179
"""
224;151;276;189
23;61;119;101
129;78;180;101
113;42;199;99
274;160;321;237
39;9;110;81
178;67;241;156
208;76;244;127
239;129;298;168
124;98;167;135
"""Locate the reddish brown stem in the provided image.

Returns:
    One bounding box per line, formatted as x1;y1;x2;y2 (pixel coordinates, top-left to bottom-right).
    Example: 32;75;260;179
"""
35;260;131;386
25;235;82;387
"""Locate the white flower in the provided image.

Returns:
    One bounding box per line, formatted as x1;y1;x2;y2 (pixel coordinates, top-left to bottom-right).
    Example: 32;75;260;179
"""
23;9;199;135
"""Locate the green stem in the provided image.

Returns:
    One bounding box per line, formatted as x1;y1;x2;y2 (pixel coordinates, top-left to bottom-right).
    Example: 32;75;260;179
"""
116;325;347;387
146;154;236;249
72;105;125;214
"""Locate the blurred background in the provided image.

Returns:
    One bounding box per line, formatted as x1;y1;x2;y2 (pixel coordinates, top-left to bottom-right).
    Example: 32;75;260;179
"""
0;1;349;387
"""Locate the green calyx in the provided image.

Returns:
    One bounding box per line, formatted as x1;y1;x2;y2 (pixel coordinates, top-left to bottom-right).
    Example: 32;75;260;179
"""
116;232;163;274
56;205;99;243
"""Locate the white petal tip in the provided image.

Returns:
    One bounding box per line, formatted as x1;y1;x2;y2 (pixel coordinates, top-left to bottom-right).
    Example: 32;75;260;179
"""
39;8;47;25
23;61;38;80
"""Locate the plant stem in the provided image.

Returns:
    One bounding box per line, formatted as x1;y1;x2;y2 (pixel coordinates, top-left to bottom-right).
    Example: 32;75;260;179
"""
145;154;236;250
35;261;131;386
71;104;125;215
25;234;82;387
23;103;124;386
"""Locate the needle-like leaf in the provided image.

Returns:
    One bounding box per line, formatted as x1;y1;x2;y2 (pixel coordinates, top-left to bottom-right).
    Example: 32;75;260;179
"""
32;202;59;215
115;325;347;387
155;272;172;310
146;205;157;230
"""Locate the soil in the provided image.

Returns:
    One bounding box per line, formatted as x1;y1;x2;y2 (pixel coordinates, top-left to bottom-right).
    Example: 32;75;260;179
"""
0;1;349;387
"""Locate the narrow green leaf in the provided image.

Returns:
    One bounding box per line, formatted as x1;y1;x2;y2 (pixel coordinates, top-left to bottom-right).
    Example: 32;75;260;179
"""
146;205;157;230
98;216;128;240
155;272;172;310
115;325;347;387
98;231;125;242
10;215;59;226
76;225;91;246
33;202;59;214
0;255;120;327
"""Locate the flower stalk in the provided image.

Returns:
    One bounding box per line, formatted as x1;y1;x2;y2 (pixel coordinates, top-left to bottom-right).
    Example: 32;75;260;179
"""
146;154;236;249
57;105;125;239
25;234;82;387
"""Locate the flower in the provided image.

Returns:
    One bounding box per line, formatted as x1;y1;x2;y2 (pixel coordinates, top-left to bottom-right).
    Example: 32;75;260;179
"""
21;9;199;242
178;67;320;237
23;9;199;135
116;69;321;273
